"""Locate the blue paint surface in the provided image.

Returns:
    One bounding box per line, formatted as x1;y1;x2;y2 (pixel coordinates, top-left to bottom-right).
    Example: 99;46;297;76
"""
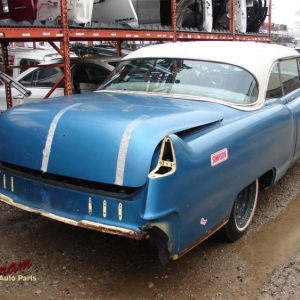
0;89;300;259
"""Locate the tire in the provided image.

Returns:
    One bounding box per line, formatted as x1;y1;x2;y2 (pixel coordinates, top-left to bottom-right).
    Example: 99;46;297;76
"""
222;179;259;242
176;0;203;28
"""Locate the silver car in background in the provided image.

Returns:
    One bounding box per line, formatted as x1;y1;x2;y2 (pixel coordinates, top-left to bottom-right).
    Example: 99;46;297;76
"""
0;56;118;111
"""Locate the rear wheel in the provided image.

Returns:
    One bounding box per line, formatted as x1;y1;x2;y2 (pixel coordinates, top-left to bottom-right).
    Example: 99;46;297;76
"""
223;179;259;242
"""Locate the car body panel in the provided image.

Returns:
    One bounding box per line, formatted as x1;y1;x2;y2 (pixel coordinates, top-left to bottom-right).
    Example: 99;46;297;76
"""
0;93;223;186
0;96;297;260
0;41;299;264
203;0;213;32
0;0;37;22
235;0;247;33
92;0;138;27
36;0;140;27
37;0;94;25
1;0;266;33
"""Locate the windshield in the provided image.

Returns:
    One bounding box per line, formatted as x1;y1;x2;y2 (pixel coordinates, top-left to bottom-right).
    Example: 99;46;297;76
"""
99;58;258;105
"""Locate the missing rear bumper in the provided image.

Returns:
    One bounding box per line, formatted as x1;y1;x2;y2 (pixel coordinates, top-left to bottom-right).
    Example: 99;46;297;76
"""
142;223;171;266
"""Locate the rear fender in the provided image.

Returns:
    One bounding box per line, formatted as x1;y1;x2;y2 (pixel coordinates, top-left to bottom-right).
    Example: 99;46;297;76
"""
141;212;180;266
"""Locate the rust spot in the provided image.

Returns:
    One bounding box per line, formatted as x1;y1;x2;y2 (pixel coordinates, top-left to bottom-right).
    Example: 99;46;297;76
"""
142;223;171;266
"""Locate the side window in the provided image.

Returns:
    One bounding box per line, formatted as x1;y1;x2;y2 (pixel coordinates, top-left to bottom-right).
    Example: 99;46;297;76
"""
266;64;283;99
20;67;63;88
279;59;300;95
34;67;63;88
73;66;110;83
19;71;35;87
73;66;111;94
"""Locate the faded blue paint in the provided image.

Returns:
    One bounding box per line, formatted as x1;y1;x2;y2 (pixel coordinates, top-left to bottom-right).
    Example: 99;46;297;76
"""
0;89;300;260
0;93;223;187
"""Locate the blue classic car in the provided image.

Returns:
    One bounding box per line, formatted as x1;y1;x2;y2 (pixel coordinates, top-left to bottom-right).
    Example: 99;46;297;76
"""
0;41;299;265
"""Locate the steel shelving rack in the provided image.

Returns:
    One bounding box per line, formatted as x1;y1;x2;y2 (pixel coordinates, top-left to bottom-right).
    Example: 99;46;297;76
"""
0;0;272;108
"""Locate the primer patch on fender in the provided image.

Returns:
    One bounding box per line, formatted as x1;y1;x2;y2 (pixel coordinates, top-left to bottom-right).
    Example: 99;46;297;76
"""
211;148;228;167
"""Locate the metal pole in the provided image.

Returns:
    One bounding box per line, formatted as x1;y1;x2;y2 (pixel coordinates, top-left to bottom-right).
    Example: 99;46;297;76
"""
171;0;177;42
60;0;72;96
1;42;12;109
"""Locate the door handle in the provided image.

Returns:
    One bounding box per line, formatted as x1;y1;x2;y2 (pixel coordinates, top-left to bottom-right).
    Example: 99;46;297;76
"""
13;94;25;100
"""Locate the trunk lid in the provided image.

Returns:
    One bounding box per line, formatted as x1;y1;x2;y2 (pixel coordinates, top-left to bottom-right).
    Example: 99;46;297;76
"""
0;92;223;187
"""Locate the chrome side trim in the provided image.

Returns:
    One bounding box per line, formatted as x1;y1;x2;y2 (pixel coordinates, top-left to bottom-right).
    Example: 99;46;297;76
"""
41;103;82;173
114;115;149;186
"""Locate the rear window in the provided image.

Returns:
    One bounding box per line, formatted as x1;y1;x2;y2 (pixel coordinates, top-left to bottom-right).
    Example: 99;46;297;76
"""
100;58;258;105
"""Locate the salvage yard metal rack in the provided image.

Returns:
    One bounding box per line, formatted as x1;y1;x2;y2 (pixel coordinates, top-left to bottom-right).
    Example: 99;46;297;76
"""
0;0;272;108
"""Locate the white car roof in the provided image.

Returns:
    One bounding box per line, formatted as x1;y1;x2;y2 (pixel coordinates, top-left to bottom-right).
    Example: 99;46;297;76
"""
123;41;300;110
124;41;299;74
8;48;64;61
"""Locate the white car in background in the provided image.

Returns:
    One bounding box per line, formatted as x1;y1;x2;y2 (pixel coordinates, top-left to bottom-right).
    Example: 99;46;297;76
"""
0;56;118;111
6;47;67;78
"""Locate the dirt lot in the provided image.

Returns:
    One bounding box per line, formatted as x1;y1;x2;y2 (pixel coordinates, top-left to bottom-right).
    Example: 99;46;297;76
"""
1;161;300;300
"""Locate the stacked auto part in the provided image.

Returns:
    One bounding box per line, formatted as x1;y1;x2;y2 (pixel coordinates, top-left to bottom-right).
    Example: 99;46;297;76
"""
0;0;267;33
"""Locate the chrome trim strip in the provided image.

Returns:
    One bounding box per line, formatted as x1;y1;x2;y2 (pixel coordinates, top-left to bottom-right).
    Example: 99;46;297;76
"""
114;115;149;185
3;174;6;189
41;103;82;172
103;200;107;218
11;177;14;192
97;90;263;112
118;202;122;221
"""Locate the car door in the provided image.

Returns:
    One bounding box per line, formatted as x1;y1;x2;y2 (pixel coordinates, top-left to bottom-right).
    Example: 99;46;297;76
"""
281;58;300;162
0;0;37;22
267;58;300;163
92;0;138;27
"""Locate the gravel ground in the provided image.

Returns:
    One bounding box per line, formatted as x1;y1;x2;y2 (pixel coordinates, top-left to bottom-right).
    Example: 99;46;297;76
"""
259;256;300;300
0;161;300;300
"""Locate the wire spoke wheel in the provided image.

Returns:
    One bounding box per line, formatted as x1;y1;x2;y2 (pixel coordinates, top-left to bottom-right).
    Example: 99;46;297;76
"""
222;179;259;242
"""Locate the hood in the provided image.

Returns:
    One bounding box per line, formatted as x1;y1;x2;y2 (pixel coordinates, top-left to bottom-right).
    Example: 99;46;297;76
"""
0;92;223;187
